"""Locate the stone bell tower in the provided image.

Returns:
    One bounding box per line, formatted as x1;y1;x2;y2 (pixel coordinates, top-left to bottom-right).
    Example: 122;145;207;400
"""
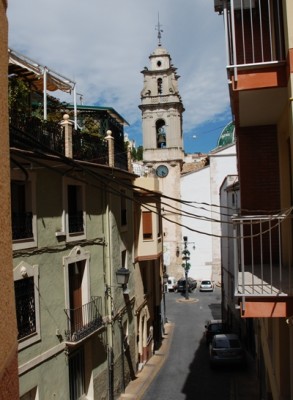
139;20;185;280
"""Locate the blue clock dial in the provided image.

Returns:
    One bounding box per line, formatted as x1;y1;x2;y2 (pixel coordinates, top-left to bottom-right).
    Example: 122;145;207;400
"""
156;165;169;177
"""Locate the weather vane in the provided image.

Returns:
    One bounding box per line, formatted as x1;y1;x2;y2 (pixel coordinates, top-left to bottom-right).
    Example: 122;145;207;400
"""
155;13;163;46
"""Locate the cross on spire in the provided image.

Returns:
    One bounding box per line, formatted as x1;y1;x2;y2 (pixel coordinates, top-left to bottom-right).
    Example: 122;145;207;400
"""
155;14;163;46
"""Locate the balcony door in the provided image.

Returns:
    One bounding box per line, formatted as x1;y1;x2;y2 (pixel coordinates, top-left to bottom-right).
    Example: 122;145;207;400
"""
69;261;85;334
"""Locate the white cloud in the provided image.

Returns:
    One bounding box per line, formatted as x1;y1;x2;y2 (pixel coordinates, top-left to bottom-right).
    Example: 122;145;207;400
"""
7;0;231;150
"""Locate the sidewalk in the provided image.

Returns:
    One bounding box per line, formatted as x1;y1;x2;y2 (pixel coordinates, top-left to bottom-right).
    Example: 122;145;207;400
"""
118;322;175;400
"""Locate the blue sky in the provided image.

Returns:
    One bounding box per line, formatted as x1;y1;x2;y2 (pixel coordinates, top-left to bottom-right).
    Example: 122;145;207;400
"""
7;0;232;154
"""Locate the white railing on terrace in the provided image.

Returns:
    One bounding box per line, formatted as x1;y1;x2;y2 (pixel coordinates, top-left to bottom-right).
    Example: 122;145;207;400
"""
232;212;293;298
215;0;285;80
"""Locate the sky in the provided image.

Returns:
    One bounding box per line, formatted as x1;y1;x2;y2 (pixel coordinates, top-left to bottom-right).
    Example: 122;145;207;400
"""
7;0;232;154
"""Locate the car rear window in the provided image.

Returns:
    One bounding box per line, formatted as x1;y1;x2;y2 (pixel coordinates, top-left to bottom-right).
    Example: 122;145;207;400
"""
214;339;229;348
209;323;223;332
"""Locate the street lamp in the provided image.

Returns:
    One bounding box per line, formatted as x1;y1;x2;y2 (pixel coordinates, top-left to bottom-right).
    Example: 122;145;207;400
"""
115;266;130;293
182;236;191;300
163;271;169;325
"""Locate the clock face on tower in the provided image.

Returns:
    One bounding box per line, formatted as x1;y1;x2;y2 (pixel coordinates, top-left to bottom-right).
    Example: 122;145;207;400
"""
156;165;169;178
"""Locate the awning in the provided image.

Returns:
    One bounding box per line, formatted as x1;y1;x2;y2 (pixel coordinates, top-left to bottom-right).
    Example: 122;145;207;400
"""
8;48;78;126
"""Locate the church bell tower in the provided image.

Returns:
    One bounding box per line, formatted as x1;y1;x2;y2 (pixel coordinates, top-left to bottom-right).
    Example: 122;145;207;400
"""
139;21;185;279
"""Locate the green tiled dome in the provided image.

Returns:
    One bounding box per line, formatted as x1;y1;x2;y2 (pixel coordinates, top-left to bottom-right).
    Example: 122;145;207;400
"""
217;121;235;148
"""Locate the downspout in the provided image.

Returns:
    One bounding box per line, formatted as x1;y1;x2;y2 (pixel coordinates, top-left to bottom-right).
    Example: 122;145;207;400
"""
104;183;114;400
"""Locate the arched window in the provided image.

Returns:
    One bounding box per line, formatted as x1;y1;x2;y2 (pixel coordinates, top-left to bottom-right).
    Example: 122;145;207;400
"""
157;78;163;95
156;119;166;148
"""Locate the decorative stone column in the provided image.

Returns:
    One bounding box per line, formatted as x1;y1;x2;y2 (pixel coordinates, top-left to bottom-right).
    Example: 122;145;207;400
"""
61;114;73;158
105;130;114;168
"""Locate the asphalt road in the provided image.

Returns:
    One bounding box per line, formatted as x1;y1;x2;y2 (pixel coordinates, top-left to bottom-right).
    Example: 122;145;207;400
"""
141;286;260;400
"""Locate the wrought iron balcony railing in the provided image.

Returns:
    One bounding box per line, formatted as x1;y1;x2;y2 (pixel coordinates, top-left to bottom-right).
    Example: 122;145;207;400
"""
232;212;293;298
64;296;104;343
10;115;128;170
217;0;285;74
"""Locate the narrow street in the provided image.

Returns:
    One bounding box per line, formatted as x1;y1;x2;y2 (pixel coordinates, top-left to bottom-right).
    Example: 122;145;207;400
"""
142;286;260;400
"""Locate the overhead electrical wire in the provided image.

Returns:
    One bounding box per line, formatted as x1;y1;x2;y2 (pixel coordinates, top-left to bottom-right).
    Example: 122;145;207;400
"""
10;125;293;240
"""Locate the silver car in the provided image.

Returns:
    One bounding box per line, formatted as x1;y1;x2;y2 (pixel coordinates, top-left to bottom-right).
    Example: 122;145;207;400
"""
209;333;246;367
199;280;213;292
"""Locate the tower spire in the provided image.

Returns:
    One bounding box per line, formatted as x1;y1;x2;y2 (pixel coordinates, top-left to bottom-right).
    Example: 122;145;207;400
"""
155;14;163;47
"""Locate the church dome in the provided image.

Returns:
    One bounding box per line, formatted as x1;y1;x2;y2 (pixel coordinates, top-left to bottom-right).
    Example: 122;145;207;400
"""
217;121;235;148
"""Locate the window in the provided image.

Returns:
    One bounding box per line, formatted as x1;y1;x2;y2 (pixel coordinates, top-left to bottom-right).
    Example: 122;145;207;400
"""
157;78;163;94
14;262;40;349
63;179;86;242
142;211;153;240
11;172;37;250
68;185;84;234
15;277;36;339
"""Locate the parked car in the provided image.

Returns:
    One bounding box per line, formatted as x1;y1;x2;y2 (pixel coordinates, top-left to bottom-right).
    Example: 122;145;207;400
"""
175;278;197;293
199;280;214;292
167;276;176;292
204;319;226;345
209;333;246;367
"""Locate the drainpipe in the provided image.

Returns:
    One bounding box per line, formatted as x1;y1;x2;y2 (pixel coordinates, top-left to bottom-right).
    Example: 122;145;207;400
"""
118;316;126;392
104;182;114;400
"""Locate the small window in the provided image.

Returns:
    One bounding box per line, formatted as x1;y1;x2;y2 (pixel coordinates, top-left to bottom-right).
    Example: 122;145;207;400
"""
157;78;163;94
68;185;84;234
142;211;153;240
64;178;86;242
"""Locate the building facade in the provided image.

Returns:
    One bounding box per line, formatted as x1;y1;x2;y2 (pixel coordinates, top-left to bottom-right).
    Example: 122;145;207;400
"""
215;1;293;398
8;49;165;400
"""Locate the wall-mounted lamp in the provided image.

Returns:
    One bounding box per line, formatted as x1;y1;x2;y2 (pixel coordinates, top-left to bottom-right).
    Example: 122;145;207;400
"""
116;266;130;294
105;267;131;297
176;246;180;257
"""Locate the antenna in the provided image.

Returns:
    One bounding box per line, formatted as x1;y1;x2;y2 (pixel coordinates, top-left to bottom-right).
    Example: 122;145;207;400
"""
155;13;163;46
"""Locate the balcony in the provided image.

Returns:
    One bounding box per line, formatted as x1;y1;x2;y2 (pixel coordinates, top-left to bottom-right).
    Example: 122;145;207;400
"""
64;296;104;344
215;0;287;126
232;213;293;317
10;115;128;170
